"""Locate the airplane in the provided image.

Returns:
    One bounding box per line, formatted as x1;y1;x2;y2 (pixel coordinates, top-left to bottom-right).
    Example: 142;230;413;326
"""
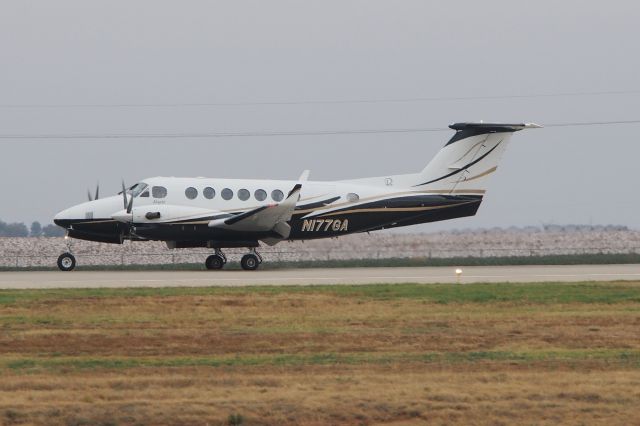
53;122;540;271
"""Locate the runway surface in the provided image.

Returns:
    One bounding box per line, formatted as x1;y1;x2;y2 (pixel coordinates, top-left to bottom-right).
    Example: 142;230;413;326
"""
1;264;639;289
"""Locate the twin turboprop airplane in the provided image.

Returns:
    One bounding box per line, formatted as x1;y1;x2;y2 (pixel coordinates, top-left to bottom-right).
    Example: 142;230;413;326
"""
53;122;540;271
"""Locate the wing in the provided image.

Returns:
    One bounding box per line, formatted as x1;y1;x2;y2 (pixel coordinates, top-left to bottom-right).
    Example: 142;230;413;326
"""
207;183;302;238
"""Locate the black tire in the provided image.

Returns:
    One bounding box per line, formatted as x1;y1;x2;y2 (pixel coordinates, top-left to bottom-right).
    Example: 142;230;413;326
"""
240;254;260;271
205;254;225;270
57;252;76;271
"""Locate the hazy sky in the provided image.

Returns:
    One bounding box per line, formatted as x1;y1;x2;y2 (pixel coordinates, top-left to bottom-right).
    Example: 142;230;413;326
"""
1;1;639;231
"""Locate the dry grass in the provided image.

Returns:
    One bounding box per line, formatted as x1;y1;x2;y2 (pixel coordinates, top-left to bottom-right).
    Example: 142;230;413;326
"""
1;282;640;425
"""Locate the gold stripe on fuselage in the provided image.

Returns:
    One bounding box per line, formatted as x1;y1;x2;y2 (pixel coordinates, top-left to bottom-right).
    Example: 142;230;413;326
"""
319;201;478;217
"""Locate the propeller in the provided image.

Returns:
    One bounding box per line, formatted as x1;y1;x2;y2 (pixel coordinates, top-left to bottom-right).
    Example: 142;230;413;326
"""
114;180;137;237
121;180;134;215
121;180;128;210
87;183;100;201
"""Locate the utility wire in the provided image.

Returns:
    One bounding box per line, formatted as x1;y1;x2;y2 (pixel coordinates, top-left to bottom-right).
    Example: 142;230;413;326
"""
1;89;640;109
0;127;449;139
544;120;640;128
0;120;639;140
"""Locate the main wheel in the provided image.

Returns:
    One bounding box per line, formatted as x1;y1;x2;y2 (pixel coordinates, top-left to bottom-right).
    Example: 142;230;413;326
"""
57;252;76;271
240;253;260;271
205;254;225;270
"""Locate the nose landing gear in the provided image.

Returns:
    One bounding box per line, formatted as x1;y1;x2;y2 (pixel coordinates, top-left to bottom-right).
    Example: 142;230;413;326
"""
57;252;76;271
57;234;77;271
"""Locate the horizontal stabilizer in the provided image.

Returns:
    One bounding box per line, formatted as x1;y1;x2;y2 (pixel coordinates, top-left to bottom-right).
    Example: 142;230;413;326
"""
449;122;542;132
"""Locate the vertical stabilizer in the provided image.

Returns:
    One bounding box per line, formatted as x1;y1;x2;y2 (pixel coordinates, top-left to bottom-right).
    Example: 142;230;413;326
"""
414;122;540;194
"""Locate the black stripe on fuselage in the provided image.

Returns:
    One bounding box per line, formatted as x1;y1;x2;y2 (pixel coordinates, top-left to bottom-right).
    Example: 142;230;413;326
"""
288;195;482;239
295;194;481;218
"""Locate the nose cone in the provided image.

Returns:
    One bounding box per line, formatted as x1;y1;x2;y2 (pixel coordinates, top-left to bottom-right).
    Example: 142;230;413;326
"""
54;206;78;228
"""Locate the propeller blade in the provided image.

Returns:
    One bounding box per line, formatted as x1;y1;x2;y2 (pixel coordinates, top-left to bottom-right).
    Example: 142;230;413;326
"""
121;180;128;210
87;189;93;202
95;183;99;201
126;192;134;214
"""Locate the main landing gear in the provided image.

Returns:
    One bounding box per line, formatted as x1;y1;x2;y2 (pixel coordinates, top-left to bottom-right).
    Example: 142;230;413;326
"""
205;249;226;270
205;248;263;271
240;252;260;271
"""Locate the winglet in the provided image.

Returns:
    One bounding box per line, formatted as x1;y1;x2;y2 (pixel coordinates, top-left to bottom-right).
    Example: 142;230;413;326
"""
299;170;310;182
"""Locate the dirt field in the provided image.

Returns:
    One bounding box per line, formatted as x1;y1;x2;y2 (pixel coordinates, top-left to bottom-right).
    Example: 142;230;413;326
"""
1;282;640;425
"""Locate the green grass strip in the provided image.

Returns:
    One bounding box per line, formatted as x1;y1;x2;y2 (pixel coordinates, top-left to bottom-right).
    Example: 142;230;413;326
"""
3;349;640;373
2;282;640;306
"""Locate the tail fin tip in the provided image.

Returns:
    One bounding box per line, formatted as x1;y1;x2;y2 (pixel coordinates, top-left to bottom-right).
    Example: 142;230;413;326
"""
449;122;543;131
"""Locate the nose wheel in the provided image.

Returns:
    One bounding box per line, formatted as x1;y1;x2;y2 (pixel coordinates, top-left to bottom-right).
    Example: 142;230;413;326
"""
57;252;76;271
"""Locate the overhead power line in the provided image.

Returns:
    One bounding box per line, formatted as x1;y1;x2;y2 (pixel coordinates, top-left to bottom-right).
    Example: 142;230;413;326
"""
1;89;639;109
544;120;640;128
0;127;449;140
0;120;639;140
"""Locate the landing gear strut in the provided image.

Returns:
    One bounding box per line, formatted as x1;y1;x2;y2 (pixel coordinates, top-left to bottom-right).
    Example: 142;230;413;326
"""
205;249;227;270
240;249;262;271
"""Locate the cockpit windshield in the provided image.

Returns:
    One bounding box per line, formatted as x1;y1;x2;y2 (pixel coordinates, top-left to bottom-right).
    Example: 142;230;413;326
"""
129;183;148;197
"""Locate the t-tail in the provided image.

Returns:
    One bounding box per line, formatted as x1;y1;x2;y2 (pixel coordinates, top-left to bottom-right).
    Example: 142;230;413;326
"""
414;122;541;194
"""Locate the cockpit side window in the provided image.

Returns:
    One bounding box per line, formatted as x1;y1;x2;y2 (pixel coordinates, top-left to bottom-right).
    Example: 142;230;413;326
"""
130;183;148;198
152;186;168;198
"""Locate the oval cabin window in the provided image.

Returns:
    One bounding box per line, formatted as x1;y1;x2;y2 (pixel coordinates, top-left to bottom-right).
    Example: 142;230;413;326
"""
185;187;198;200
238;188;250;201
152;186;167;199
221;188;234;200
203;187;215;199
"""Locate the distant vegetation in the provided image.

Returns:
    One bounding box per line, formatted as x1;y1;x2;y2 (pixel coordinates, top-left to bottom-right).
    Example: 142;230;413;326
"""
0;220;64;237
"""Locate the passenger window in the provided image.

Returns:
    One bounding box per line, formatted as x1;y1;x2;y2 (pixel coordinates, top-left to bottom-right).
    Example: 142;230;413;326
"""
238;188;250;201
185;187;198;200
203;187;215;199
140;190;150;198
221;188;233;200
254;189;267;201
271;189;284;202
152;186;167;198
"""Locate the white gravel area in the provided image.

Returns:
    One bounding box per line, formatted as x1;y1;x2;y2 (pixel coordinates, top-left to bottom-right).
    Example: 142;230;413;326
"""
1;227;639;268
